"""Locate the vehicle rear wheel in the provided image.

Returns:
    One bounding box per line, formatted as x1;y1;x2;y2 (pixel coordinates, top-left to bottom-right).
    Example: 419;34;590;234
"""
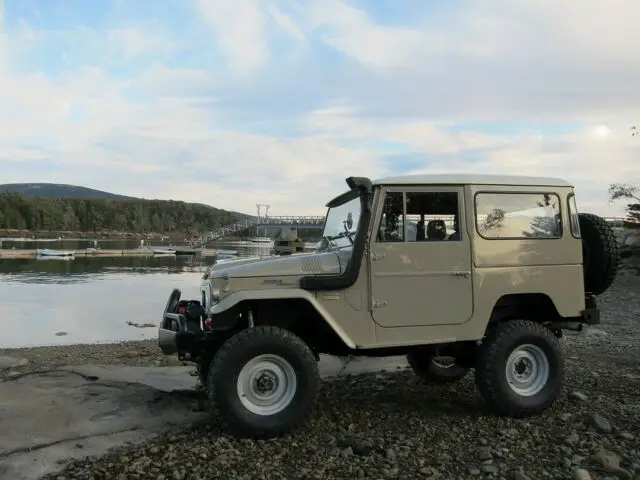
407;348;469;384
474;319;564;417
206;325;320;438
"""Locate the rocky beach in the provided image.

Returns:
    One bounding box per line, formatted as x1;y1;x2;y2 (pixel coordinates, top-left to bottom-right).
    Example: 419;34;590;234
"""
1;243;639;480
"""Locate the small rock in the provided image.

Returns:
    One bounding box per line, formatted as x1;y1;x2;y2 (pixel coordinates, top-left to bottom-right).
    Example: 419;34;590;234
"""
613;469;633;480
593;449;621;471
482;464;498;474
513;470;533;480
572;454;585;465
419;467;438;477
620;432;635;440
569;391;588;402
479;448;493;461
587;413;613;433
566;432;580;445
469;468;481;476
573;469;592;480
560;413;574;422
385;448;396;460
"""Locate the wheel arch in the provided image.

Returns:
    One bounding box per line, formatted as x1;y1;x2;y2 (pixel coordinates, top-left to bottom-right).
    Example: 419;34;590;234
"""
211;289;357;350
488;292;563;327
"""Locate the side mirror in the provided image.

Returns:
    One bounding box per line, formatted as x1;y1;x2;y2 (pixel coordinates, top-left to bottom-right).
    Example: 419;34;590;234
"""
346;212;353;230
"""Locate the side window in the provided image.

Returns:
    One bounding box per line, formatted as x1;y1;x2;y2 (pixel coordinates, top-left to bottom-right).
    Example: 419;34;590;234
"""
568;193;581;238
376;191;404;242
475;192;562;239
406;192;460;242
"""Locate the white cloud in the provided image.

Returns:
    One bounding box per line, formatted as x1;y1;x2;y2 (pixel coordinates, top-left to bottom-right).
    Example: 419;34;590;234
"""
0;0;638;222
195;0;269;74
106;28;180;58
267;6;307;44
300;0;640;121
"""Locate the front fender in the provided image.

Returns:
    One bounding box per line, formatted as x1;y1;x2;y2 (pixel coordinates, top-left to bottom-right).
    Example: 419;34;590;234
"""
210;289;356;349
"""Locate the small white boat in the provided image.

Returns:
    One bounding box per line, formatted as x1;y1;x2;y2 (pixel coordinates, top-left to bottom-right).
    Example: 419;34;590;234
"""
152;248;176;255
215;249;238;256
36;248;75;257
249;236;273;244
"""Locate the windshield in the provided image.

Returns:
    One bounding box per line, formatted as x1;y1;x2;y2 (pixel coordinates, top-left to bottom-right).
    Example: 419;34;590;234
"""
320;196;361;250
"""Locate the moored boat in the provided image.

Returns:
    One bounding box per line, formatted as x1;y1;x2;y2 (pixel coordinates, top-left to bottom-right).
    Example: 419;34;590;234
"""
36;248;75;257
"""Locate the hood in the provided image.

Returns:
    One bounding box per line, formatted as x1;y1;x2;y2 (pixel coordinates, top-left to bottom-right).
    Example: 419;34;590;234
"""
207;251;345;279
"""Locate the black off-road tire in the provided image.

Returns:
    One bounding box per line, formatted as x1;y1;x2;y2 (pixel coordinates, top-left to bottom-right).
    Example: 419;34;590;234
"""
475;319;564;418
407;349;469;384
578;213;620;295
206;325;320;439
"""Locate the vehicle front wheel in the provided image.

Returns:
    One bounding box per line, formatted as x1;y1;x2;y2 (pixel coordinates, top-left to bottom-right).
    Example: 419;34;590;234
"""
474;319;564;418
407;348;469;384
206;325;320;438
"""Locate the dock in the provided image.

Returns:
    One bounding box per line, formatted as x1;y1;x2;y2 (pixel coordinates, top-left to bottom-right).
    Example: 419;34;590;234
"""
0;248;221;259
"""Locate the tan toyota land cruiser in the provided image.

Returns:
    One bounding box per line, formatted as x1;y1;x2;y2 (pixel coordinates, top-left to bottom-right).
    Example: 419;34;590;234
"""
158;174;620;438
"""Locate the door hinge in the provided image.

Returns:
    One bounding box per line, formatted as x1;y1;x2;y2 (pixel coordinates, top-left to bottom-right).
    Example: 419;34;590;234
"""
373;299;388;308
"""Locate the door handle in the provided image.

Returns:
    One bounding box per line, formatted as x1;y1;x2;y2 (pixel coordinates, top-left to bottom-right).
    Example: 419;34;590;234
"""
371;252;387;260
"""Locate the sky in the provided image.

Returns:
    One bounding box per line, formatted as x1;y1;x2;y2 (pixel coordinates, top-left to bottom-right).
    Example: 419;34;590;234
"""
0;0;638;217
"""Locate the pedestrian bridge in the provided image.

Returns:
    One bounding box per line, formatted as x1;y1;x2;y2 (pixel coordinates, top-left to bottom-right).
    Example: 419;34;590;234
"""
191;215;325;247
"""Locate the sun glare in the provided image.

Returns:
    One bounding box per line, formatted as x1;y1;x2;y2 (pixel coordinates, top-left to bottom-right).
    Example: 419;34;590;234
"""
593;125;611;138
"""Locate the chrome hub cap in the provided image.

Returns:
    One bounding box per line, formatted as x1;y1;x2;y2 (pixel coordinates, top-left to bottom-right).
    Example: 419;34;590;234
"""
237;354;297;415
505;344;549;396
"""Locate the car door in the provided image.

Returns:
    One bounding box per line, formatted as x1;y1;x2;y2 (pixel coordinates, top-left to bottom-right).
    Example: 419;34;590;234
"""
369;186;474;328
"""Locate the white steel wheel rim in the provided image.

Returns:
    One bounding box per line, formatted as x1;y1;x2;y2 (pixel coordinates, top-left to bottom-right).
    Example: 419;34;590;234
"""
505;344;550;396
236;354;297;416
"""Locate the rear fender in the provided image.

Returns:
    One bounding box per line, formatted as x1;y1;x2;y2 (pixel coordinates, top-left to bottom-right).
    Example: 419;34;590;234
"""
209;289;356;349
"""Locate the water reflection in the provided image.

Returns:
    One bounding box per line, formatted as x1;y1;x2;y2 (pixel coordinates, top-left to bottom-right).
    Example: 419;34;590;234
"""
0;244;266;348
0;255;209;284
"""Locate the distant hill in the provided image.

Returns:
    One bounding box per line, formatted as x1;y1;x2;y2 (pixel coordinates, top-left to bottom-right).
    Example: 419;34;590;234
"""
0;183;135;200
0;183;253;234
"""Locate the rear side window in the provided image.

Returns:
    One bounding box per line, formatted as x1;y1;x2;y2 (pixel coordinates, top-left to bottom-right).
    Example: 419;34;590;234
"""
568;193;581;238
475;192;562;239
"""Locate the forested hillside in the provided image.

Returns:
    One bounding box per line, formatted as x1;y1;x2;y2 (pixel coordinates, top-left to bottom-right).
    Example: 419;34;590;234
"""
0;193;245;235
0;183;134;200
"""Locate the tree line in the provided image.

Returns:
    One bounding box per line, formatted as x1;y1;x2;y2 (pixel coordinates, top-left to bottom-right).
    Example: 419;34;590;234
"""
609;126;640;225
0;193;244;235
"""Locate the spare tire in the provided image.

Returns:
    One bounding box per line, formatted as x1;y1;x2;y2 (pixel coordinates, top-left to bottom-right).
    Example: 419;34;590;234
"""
578;213;620;295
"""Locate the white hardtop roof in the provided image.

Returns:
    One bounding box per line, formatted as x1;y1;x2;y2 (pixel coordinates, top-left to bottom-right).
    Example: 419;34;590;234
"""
371;173;573;187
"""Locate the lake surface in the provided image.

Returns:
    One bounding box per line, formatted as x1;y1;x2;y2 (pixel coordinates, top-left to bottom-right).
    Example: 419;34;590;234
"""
0;242;272;349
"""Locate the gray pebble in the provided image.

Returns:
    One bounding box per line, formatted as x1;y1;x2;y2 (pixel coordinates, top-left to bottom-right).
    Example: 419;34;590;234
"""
587;413;612;433
573;469;592;480
569;391;588;402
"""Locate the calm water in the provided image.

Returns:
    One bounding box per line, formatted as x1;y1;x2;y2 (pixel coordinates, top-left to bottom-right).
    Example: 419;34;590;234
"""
0;242;271;348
